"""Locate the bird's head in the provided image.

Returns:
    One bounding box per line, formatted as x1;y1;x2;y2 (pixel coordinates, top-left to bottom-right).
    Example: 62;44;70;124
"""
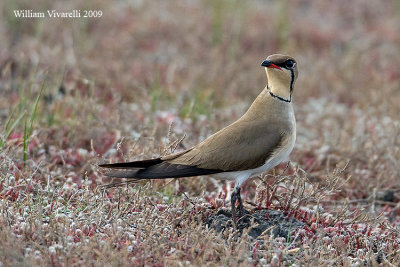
261;54;298;102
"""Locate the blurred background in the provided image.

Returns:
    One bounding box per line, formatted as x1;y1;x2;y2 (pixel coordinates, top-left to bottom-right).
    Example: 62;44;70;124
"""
1;0;400;210
1;0;400;265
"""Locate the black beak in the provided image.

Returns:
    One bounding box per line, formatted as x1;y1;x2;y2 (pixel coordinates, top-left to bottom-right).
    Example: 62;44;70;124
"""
261;59;282;70
261;60;272;67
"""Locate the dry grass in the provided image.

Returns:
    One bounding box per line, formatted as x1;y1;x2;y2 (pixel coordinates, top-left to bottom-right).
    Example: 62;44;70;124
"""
1;0;400;265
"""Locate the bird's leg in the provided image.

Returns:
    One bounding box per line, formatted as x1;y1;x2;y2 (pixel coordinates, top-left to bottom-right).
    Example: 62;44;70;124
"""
231;187;244;225
236;187;244;218
231;188;238;224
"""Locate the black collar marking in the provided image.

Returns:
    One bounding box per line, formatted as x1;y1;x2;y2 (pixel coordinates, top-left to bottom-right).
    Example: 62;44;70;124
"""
268;89;291;102
267;69;294;103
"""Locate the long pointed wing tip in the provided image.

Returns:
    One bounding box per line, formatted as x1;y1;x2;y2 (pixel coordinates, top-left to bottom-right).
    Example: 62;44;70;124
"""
98;158;163;169
98;163;112;168
98;163;129;169
100;170;139;178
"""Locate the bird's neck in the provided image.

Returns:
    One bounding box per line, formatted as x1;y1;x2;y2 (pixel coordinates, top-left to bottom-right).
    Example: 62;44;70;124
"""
266;72;292;102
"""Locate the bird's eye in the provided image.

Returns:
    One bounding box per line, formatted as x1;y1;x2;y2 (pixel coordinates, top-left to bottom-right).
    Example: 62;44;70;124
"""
285;60;295;69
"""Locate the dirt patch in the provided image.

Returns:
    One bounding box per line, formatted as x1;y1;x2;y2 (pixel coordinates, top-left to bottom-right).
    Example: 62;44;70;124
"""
205;208;306;240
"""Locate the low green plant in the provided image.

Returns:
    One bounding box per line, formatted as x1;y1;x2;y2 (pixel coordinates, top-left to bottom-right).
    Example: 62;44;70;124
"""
23;78;45;162
0;75;45;163
0;108;26;149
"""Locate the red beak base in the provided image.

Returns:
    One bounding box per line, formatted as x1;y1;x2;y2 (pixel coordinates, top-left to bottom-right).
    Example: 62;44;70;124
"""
268;64;282;70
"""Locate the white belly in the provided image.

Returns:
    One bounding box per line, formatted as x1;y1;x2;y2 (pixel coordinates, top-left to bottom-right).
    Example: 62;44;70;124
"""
254;129;296;175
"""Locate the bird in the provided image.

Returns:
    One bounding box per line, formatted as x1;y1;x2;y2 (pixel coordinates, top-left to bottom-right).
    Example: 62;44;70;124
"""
99;54;298;225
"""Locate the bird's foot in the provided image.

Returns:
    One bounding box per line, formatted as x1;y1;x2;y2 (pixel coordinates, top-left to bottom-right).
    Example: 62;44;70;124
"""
237;194;245;218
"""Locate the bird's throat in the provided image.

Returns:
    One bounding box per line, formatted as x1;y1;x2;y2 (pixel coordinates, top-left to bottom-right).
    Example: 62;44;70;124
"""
266;72;291;102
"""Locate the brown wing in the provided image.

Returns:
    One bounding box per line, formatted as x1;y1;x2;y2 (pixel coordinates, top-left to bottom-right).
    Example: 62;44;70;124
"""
162;119;286;171
100;119;286;178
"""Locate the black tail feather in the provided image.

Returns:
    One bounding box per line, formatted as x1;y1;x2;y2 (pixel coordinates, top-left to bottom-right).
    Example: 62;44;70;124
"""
99;158;163;169
101;161;222;179
102;170;140;178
